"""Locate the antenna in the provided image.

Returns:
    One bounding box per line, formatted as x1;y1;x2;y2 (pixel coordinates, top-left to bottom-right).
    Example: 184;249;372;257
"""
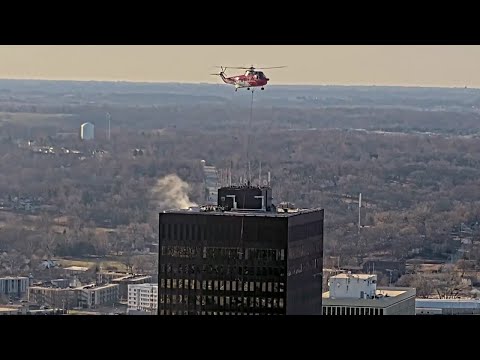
358;193;362;234
106;112;111;141
268;171;271;186
259;161;262;186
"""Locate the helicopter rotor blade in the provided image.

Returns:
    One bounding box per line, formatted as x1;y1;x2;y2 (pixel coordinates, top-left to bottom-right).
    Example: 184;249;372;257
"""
213;65;287;71
256;66;287;69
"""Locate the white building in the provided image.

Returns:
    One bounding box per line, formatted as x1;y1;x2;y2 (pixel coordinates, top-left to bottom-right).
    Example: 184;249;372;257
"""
329;273;377;299
128;283;158;314
0;276;29;298
80;122;95;140
323;273;416;315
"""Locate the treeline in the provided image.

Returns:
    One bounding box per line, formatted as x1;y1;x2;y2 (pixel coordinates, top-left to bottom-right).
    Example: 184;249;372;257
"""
1;100;480;267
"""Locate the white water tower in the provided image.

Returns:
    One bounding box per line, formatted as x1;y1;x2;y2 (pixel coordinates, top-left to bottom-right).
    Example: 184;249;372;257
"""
80;122;94;140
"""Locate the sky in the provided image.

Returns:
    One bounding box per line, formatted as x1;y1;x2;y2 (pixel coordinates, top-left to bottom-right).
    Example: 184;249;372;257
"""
0;45;479;87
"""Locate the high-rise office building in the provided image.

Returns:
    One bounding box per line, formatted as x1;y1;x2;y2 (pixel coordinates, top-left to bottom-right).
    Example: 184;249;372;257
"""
158;185;324;315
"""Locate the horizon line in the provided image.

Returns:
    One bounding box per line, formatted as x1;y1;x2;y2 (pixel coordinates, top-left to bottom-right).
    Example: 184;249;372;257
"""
0;77;477;90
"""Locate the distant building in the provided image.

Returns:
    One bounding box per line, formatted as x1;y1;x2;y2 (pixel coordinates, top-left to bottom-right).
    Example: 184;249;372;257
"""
80;122;94;140
416;299;480;315
0;306;21;315
50;278;71;288
28;285;76;309
322;273;416;315
76;283;119;309
29;282;119;309
128;283;158;314
64;266;90;276
0;276;29;299
96;271;132;284
201;160;219;204
361;258;406;283
111;275;153;301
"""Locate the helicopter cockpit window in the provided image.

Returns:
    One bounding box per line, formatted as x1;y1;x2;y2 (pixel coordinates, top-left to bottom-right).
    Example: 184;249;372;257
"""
258;72;265;79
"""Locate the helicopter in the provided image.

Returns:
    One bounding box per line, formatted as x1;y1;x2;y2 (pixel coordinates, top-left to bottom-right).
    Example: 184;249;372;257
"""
211;65;286;91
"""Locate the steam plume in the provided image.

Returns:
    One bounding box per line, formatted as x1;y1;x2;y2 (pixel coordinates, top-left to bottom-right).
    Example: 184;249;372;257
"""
151;174;197;210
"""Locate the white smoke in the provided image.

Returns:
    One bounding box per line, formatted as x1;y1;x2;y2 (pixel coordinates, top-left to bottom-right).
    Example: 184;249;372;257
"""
151;174;197;210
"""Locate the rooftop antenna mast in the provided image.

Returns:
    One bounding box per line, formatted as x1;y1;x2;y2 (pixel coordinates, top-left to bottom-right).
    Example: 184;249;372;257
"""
259;161;262;187
358;192;362;235
106;112;111;141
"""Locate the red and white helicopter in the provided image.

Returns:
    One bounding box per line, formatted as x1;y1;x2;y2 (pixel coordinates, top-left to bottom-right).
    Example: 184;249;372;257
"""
211;65;286;91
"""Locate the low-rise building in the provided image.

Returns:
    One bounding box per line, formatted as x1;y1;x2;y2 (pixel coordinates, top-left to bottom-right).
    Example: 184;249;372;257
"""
76;283;119;309
29;280;118;310
28;285;76;309
64;266;90;275
111;275;152;301
416;299;480;315
96;271;131;284
0;306;24;315
322;273;416;315
128;283;158;314
0;276;29;299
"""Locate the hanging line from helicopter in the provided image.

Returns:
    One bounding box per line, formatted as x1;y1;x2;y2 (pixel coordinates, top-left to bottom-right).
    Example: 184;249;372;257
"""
245;88;254;185
210;65;286;185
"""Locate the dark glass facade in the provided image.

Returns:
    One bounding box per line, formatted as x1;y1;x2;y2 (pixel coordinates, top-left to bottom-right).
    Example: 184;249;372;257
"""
158;209;323;315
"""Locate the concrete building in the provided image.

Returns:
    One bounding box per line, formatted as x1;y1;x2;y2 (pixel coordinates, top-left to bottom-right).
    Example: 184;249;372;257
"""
128;283;158;314
322;273;416;315
96;271;131;284
80;122;94;140
28;285;76;309
76;283;119;309
0;306;23;315
64;266;90;275
159;185;324;315
201;160;219;204
416;299;480;315
111;275;153;301
29;282;119;309
362;258;406;283
0;276;29;299
110;274;152;301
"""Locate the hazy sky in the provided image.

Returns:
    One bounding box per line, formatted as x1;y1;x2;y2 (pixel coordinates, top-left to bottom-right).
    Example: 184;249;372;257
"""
0;45;479;87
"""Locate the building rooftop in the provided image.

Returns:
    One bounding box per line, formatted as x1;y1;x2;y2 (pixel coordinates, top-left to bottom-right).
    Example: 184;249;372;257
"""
163;207;323;218
112;275;152;282
0;307;20;312
162;185;323;217
323;287;416;308
29;285;73;290
0;276;29;280
64;266;89;272
416;299;480;309
323;288;407;299
332;273;376;280
129;283;158;289
76;283;118;290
